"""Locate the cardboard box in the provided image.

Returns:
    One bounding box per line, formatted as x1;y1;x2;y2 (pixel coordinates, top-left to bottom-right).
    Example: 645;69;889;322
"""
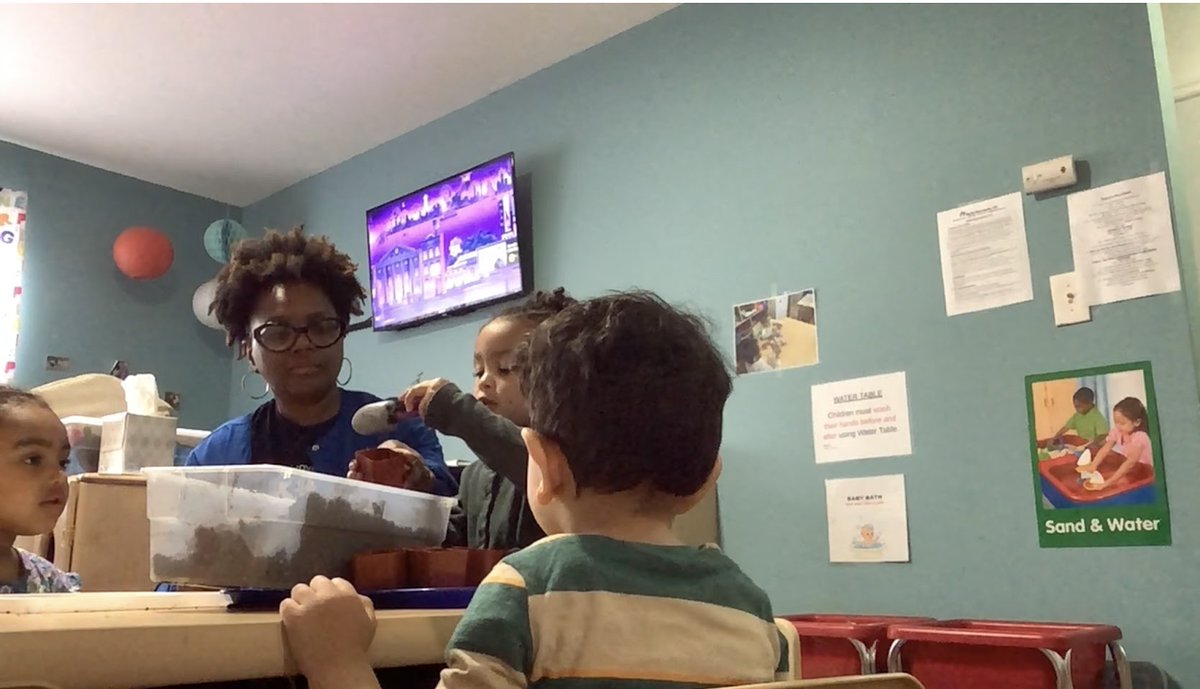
100;412;177;474
53;473;154;591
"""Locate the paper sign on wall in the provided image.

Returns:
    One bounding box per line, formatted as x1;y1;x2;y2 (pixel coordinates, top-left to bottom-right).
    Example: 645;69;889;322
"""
825;474;910;563
936;192;1033;317
811;371;912;464
1025;361;1172;548
1067;172;1181;306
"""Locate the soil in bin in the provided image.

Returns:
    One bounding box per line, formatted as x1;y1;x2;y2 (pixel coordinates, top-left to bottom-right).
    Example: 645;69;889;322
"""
153;493;433;589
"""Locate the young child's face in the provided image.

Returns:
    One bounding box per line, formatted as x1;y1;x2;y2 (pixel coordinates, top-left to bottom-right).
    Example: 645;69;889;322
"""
1074;399;1093;414
1113;409;1140;435
0;404;70;538
474;317;533;427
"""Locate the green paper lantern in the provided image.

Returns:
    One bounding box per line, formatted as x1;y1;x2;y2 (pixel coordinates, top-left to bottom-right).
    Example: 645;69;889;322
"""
203;219;247;263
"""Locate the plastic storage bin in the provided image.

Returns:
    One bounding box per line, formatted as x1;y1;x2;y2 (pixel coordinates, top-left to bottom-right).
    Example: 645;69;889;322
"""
886;619;1129;689
144;465;456;590
62;416;104;474
784;614;933;676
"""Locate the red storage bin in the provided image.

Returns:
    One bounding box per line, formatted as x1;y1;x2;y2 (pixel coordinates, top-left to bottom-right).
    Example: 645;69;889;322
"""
887;619;1129;689
784;614;933;677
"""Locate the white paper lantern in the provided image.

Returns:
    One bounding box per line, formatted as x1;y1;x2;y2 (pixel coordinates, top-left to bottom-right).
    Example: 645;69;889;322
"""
192;279;221;330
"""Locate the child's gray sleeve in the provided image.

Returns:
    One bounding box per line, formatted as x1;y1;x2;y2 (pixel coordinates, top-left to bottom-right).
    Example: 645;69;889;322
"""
424;382;528;491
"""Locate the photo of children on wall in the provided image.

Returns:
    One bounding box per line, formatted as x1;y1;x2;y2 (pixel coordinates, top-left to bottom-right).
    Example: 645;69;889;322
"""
732;289;817;376
1025;362;1171;547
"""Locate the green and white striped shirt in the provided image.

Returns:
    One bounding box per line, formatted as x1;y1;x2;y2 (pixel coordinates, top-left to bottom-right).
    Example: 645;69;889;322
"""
439;534;793;689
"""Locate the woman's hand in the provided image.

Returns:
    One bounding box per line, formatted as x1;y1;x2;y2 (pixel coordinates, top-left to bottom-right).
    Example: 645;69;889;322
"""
401;378;450;419
280;576;378;686
1084;479;1107;491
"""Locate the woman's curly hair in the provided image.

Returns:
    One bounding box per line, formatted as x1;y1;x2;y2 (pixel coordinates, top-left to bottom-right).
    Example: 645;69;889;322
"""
210;225;367;351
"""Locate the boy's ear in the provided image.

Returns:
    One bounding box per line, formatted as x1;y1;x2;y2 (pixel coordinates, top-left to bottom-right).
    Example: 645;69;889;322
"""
523;428;569;504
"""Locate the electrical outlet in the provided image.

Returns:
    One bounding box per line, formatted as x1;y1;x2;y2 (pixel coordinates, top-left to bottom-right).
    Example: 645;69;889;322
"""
1050;272;1091;326
45;355;71;372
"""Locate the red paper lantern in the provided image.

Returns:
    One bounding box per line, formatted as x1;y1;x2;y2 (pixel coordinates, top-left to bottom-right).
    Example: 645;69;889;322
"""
113;226;174;280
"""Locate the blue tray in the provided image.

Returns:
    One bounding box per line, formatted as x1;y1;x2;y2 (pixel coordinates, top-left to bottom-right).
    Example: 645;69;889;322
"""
226;586;476;611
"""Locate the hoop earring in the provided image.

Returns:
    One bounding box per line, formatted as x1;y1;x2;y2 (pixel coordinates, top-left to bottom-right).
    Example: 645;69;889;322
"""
241;370;270;400
337;357;353;386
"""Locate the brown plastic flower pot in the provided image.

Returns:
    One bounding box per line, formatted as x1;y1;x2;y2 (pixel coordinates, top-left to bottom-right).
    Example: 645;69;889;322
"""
466;549;510;586
351;549;409;592
406;548;470;588
354;448;413;488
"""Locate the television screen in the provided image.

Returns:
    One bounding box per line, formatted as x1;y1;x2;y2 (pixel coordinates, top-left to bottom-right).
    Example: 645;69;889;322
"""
365;153;528;331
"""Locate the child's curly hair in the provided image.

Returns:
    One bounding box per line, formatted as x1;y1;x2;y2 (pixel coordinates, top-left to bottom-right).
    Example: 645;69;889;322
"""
495;287;577;327
209;226;367;352
521;290;732;497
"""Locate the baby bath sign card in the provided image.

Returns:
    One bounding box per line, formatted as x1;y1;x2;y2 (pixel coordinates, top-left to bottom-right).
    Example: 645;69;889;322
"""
824;474;910;563
1025;361;1171;548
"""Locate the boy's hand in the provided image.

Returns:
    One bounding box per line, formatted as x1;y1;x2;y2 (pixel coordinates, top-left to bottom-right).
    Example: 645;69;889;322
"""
401;378;451;418
280;576;377;682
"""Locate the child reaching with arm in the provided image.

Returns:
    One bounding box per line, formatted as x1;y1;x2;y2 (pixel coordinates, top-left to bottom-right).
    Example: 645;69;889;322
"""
283;291;792;689
1076;397;1152;491
0;386;80;594
350;288;576;550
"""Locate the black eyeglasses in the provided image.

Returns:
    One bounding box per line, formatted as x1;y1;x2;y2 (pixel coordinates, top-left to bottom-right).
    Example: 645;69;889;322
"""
252;317;346;353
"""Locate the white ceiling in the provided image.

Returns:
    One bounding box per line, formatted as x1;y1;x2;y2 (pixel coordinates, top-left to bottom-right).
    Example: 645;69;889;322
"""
0;3;673;206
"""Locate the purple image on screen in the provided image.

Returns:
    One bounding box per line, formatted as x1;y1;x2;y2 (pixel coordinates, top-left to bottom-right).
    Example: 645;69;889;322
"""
365;155;524;329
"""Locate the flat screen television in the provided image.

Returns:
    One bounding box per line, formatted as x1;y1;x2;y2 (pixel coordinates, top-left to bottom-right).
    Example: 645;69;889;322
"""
365;153;529;331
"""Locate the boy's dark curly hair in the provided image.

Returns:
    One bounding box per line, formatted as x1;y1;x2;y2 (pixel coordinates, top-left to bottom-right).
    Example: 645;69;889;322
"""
521;290;732;498
495;287;577;326
0;386;51;423
209;226;367;351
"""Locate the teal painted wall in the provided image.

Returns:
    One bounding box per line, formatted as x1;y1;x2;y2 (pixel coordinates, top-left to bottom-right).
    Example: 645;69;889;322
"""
241;5;1199;678
0;140;234;429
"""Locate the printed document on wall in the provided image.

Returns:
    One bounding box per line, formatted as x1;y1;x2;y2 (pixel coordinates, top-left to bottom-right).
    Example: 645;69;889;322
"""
812;371;912;464
936;192;1033;317
1067;172;1180;305
825;474;910;563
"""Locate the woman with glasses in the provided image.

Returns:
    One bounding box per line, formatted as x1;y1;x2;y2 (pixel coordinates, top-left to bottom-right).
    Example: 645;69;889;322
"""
184;226;456;496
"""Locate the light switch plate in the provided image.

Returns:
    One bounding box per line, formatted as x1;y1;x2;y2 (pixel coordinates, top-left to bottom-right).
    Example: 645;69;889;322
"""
45;355;71;372
1050;272;1091;326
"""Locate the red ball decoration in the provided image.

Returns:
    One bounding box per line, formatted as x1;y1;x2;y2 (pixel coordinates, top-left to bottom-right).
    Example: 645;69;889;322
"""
113;226;174;280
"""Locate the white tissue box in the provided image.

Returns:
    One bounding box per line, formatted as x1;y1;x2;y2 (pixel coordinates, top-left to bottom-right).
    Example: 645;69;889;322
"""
99;412;177;474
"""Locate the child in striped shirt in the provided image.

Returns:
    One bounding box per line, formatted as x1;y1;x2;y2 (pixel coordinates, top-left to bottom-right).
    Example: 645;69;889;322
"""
281;291;792;688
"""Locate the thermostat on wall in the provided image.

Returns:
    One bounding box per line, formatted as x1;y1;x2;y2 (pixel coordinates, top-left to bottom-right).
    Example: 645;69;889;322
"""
1022;155;1077;194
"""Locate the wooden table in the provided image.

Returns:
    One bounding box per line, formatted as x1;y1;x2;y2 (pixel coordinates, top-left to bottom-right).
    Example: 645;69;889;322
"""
0;608;464;688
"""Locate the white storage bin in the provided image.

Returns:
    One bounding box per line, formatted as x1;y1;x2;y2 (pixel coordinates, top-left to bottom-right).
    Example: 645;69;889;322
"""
144;465;455;590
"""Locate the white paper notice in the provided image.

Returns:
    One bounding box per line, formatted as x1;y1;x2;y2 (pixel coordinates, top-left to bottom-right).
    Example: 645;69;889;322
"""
936;192;1034;316
811;371;912;464
825;474;910;563
1067;172;1181;305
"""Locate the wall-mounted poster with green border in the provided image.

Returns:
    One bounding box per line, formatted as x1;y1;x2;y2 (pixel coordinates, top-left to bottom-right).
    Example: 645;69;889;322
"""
1025;361;1171;547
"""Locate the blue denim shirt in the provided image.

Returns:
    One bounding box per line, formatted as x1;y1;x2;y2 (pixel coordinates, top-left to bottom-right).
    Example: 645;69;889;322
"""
186;388;456;495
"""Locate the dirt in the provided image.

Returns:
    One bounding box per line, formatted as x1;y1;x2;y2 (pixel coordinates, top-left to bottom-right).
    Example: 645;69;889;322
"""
153;493;431;590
